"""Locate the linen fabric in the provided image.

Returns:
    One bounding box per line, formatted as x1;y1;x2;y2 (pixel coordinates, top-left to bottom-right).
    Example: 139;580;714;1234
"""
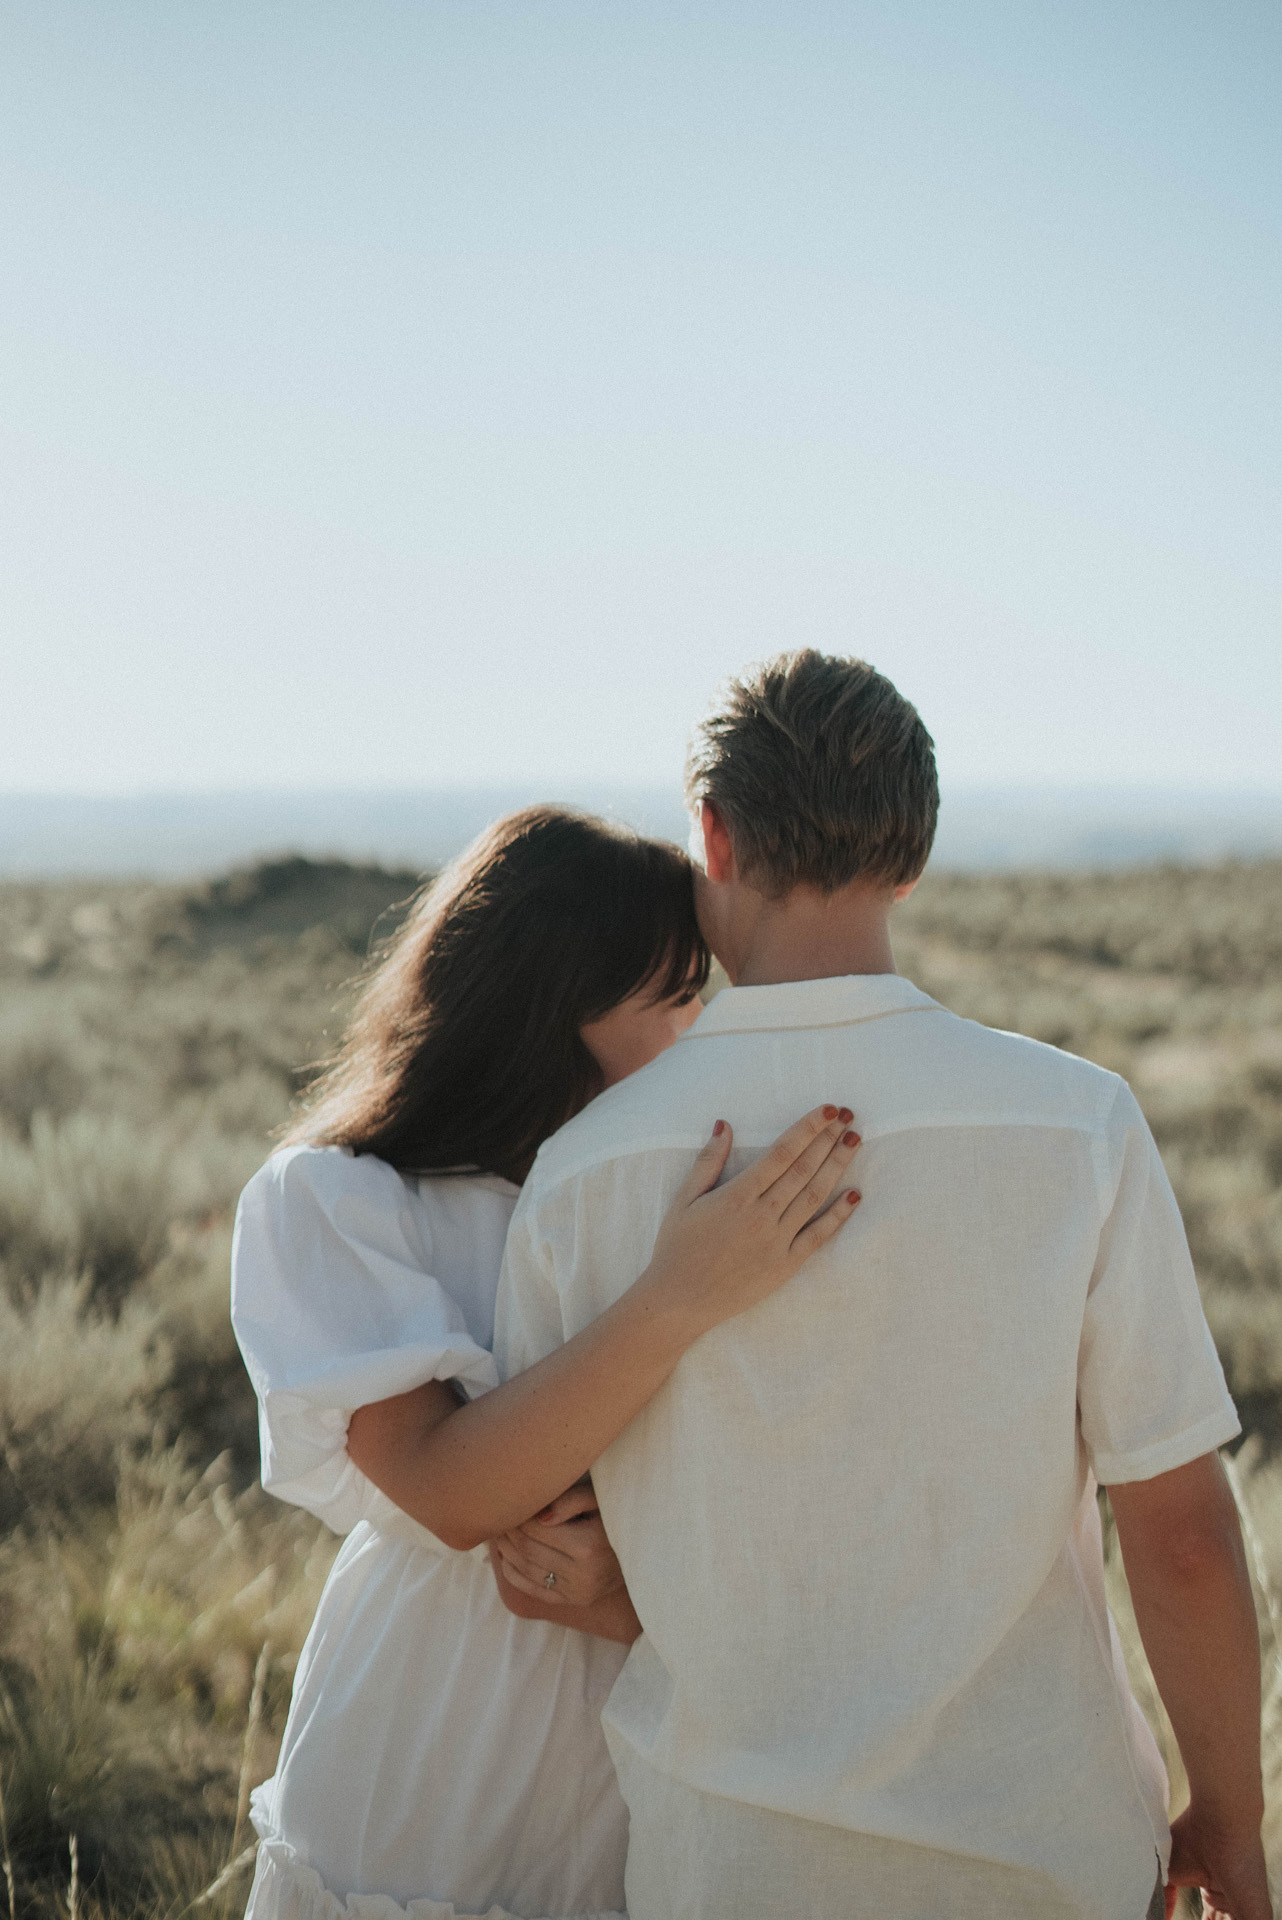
231;1146;629;1920
494;973;1240;1920
619;1770;1168;1920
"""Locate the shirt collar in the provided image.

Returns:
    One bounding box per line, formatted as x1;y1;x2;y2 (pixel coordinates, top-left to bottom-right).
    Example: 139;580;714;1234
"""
684;972;942;1038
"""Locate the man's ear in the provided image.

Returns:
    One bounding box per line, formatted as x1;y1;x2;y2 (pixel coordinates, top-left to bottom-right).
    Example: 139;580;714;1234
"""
892;876;920;903
700;802;737;885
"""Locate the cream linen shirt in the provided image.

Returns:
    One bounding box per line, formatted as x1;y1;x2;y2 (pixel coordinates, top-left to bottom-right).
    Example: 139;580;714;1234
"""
494;973;1241;1920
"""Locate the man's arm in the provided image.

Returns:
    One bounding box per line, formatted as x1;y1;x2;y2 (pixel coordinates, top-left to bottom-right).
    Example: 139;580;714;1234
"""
1109;1452;1272;1920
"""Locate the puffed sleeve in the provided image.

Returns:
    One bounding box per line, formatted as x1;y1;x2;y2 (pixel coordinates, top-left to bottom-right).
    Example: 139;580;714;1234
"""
1078;1081;1241;1484
231;1144;499;1533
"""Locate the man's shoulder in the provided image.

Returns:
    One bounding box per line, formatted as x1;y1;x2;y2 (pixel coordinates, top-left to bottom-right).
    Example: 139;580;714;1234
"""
928;1009;1126;1120
941;1010;1119;1085
527;1039;714;1204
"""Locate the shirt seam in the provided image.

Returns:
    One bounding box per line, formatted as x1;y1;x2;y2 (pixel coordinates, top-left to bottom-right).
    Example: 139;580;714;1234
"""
684;1004;945;1039
533;1113;1109;1201
1088;1075;1128;1233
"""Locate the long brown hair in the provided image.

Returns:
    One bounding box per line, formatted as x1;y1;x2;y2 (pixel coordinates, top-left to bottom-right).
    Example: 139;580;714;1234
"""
286;807;709;1182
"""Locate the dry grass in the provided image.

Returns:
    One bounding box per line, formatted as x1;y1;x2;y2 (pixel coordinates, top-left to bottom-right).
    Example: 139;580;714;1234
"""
0;1445;334;1917
0;854;1278;1915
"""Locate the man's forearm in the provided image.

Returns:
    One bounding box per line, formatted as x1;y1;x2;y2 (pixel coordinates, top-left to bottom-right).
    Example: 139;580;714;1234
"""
1110;1456;1263;1823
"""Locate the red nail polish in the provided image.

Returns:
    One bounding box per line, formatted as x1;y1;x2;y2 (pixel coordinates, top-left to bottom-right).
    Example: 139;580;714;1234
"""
838;1107;854;1124
713;1119;726;1136
823;1104;838;1120
847;1190;861;1205
843;1130;860;1148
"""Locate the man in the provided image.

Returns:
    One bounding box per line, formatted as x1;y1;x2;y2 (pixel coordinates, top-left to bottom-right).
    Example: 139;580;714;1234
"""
495;653;1269;1919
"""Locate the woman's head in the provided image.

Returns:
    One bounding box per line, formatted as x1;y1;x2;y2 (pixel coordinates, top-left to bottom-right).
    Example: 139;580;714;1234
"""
287;807;709;1182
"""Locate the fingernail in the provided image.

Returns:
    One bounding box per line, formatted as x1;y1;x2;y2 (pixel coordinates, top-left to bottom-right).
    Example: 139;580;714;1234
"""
843;1130;860;1148
846;1190;861;1205
838;1107;854;1124
822;1104;838;1120
713;1119;726;1136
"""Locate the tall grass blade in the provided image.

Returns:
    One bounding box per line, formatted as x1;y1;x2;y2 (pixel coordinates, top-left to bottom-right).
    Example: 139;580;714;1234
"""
183;1840;259;1914
1222;1451;1282;1916
1224;1452;1282;1655
0;1769;16;1920
230;1640;271;1864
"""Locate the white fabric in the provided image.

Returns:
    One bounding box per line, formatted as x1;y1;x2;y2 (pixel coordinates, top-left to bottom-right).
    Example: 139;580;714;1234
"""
494;973;1240;1920
247;1839;623;1920
231;1146;629;1920
617;1763;1082;1920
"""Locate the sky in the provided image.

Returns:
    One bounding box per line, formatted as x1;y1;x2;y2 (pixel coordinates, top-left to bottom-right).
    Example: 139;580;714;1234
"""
2;1;1279;797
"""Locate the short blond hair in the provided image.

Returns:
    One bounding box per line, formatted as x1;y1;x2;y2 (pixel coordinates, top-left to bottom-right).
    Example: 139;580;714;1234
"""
685;651;938;895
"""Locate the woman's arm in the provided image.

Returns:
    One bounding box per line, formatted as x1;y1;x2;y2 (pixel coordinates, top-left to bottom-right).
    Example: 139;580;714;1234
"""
347;1106;860;1550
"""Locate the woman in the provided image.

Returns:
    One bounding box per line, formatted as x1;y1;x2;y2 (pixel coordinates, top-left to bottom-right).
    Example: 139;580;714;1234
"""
231;807;861;1920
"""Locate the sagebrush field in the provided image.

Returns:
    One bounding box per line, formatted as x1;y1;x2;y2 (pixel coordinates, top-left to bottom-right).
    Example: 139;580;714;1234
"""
0;855;1279;1917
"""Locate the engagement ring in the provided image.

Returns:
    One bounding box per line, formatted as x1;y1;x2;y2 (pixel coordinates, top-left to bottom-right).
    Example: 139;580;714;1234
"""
543;1572;557;1590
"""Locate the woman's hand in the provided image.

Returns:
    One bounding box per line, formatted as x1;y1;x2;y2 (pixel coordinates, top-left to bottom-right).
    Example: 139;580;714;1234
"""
634;1105;862;1341
490;1544;643;1645
491;1481;624;1608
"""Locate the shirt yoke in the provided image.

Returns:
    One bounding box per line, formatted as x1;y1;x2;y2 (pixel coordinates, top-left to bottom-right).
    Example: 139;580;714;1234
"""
527;1002;1127;1205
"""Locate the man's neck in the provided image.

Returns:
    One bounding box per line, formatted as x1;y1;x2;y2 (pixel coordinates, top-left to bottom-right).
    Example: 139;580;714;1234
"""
727;884;899;988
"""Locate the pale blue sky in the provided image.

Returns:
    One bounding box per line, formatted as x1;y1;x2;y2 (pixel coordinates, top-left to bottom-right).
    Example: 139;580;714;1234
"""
2;2;1279;794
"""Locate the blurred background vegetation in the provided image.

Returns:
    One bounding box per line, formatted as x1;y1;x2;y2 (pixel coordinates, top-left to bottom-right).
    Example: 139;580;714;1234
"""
0;854;1279;1916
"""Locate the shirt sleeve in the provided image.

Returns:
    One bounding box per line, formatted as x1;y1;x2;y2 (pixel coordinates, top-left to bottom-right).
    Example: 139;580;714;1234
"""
230;1144;499;1533
491;1177;569;1383
1078;1081;1241;1485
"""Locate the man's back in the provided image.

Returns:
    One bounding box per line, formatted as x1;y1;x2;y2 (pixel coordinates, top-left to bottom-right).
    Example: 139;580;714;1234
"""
495;972;1239;1917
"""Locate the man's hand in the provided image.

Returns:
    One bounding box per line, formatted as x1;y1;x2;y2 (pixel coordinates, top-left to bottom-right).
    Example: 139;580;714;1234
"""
1164;1803;1273;1920
491;1480;626;1607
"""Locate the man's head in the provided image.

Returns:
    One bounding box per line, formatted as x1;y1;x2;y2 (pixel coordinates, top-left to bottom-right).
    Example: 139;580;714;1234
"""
685;651;938;979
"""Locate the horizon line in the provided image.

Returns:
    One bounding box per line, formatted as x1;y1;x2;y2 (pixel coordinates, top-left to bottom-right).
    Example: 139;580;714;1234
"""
4;781;1282;803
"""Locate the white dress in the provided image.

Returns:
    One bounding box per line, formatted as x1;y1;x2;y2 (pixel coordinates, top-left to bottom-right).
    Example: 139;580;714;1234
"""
230;1145;630;1920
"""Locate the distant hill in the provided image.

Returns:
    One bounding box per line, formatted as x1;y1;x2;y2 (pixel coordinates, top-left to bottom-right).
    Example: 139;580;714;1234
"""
0;855;425;980
181;856;423;957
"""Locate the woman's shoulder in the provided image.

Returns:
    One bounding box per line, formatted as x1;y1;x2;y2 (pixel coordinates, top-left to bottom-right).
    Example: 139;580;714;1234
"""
242;1145;517;1222
231;1143;500;1403
231;1143;502;1530
233;1143;437;1304
242;1140;407;1211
